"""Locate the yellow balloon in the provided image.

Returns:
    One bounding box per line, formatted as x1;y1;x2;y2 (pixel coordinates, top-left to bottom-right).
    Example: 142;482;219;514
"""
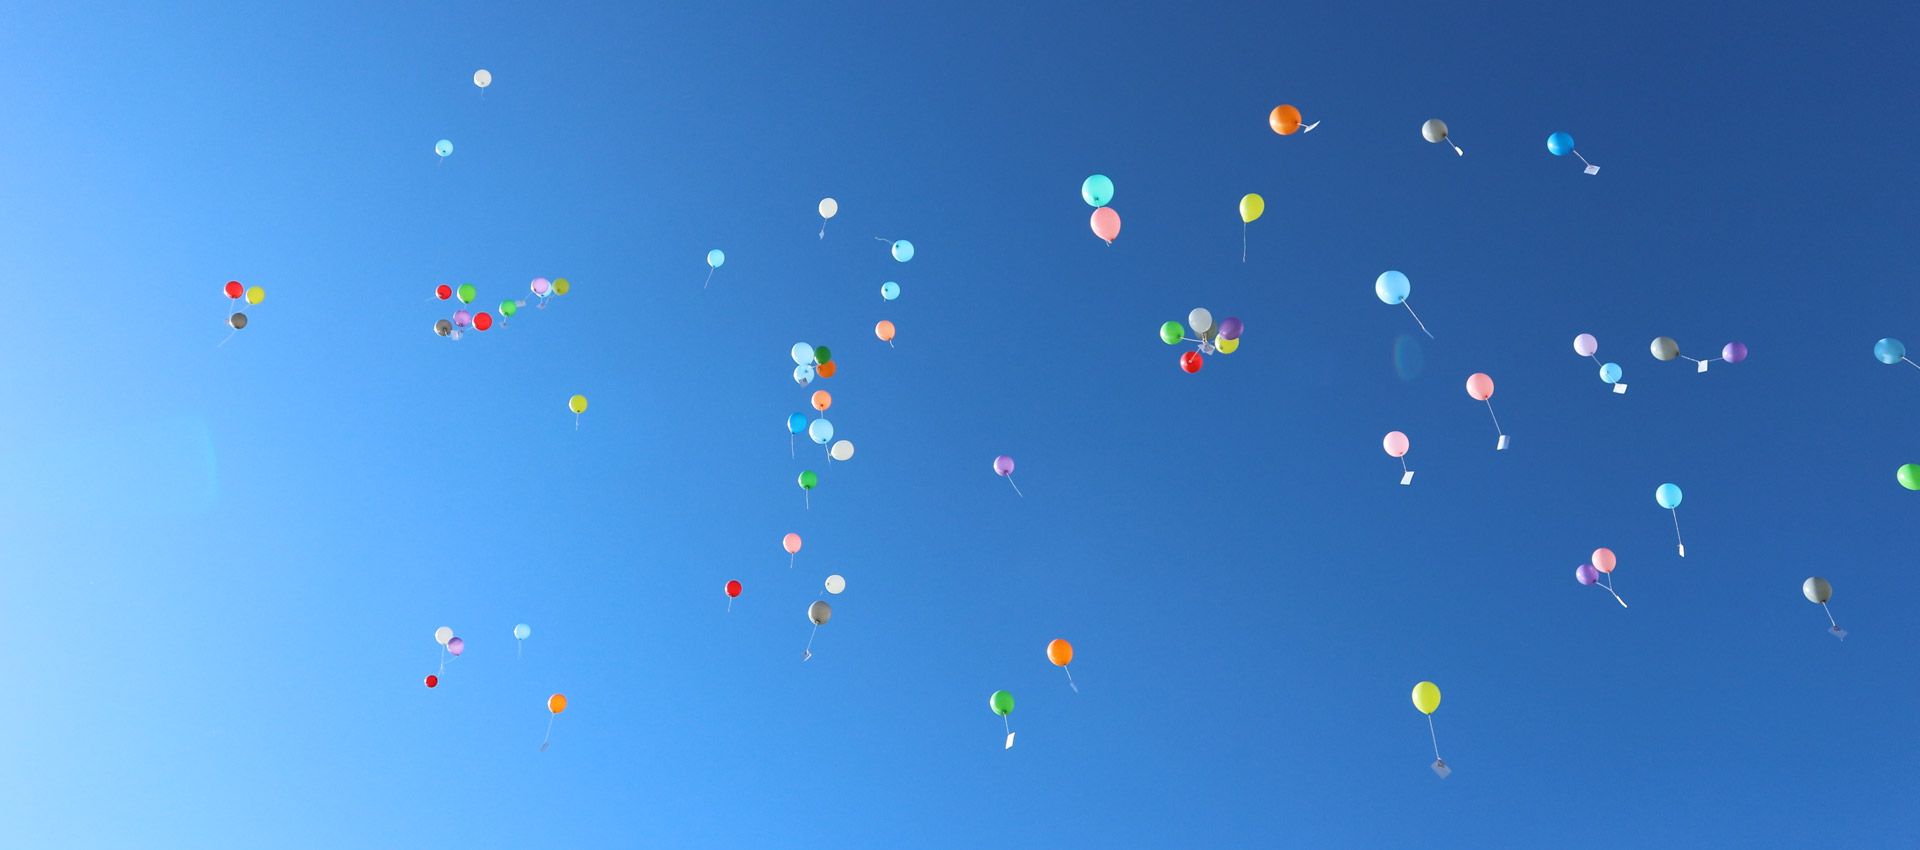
568;394;588;414
1217;336;1240;354
245;285;266;305
1239;193;1265;224
1412;681;1441;715
553;277;571;296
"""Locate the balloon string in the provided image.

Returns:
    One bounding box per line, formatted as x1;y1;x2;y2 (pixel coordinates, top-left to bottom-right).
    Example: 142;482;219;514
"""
216;329;236;348
1588;355;1601;366
804;490;811;510
1404;302;1434;339
1302;121;1320;133
1448;139;1464;156
1903;357;1920;371
1004;715;1012;735
790;435;796;459
789;553;795;569
1484;400;1504;437
1242;223;1247;264
517;640;522;659
1007;476;1024;498
703;268;714;289
887;339;894;349
805;625;818;655
1822;603;1837;629
1671;509;1684;550
541;715;555;751
1064;667;1078;693
819;221;826;239
1574;150;1595;168
1427;714;1441;760
1400;457;1409;473
727;596;733;613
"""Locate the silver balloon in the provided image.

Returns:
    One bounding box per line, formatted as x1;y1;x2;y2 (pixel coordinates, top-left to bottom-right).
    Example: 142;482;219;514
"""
433;319;452;337
1802;577;1832;604
1422;119;1448;143
808;600;832;625
228;312;248;330
824;574;846;595
1650;337;1680;361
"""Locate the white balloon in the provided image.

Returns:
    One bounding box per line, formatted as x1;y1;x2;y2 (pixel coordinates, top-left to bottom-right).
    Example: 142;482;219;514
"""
829;439;854;461
825;575;846;595
434;626;453;646
818;198;838;219
1188;307;1214;335
473;69;492;89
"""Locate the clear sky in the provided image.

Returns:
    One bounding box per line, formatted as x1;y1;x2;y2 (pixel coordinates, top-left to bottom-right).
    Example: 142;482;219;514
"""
1;1;1916;847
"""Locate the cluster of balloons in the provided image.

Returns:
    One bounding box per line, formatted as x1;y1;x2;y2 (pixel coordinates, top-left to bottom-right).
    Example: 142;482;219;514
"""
1082;174;1122;245
1422;119;1464;156
1802;577;1846;640
788;342;850;505
1465;373;1508;450
1573;334;1628;393
791;341;838;387
1574;547;1628;607
1547;131;1598;174
1269;103;1320;135
431;626;465;679
1656;483;1686;557
221;280;266;333
1873;337;1918;371
432;278;570;340
1159;308;1245;373
1650;336;1747;374
1412;681;1448;777
1382;431;1415;485
1375;271;1434;339
425;621;563;748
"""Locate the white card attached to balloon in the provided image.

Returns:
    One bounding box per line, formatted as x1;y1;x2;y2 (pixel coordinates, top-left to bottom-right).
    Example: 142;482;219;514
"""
802;650;812;662
1431;759;1451;779
1584;164;1600;175
1496;435;1509;451
1401;471;1415;486
1005;732;1016;750
1677;544;1686;558
1613;383;1628;394
1697;360;1709;373
1829;626;1847;641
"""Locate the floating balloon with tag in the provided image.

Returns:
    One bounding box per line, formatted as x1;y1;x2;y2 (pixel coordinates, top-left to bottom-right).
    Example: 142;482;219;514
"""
1573;333;1627;393
990;690;1016;749
1465;373;1507;450
1239;193;1264;262
1383;431;1414;485
1422;119;1463;155
1802;577;1846;640
1412;681;1448;777
803;600;831;660
993;455;1023;497
817;197;837;239
1047;639;1078;693
541;694;566;751
1268;103;1319;135
1375;271;1433;339
1652;336;1744;373
1656;483;1686;557
1547;131;1598;174
1589;547;1627;607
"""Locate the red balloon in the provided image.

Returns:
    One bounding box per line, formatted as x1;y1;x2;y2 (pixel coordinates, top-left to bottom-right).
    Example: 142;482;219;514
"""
725;580;742;598
435;284;452;301
424;675;438;689
473;312;493;331
223;280;243;299
1180;351;1204;373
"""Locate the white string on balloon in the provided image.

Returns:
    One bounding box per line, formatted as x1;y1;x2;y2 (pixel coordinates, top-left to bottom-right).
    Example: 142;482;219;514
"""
1670;509;1685;558
1403;302;1434;339
1484;401;1507;451
1822;603;1846;640
1602;574;1628;609
540;715;556;752
1427;715;1449;778
1574;150;1599;175
803;624;818;661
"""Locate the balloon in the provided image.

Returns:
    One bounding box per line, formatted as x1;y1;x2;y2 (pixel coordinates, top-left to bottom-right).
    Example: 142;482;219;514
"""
425;675;438;688
1239;193;1265;224
787;413;808;435
1047;639;1073;667
223;280;243;299
530;277;550;296
473;312;493;331
1650;337;1680;361
1411;681;1441;715
548;694;567;714
473;69;491;89
1180;351;1204;373
783;533;802;554
891;240;914;262
993;455;1015;477
1081;174;1114;208
1802;577;1832;604
1592;548;1616;573
245;286;265;306
434;284;451;301
568;394;588;414
881;281;900;300
1465;372;1494;401
514;623;531;640
1218;317;1244;341
798;470;818;490
808;600;832;625
814;346;832;365
818;197;838;219
1269;104;1303;135
791;342;817;366
817;361;837;378
808;418;834;445
1188;308;1214;335
447;637;465;656
434;627;453;645
875;320;896;342
552;277;570;296
435;139;453;158
707;249;725;269
1573;334;1598;357
1600;362;1623;384
989;690;1015;716
1547;132;1575;156
1655;483;1683;510
1383;431;1409;458
1217;336;1240;354
1722;342;1748;363
452;309;472;328
1874;338;1906;364
433;319;451;337
1421;119;1449;143
1160;321;1184;345
811;390;832;412
830;440;854;461
456;283;476;304
725;579;742;598
1089;207;1121;244
825;574;846;594
1576;564;1599;586
1898;464;1920;491
228;312;248;330
499;299;517;317
1375;271;1410;305
793;364;815;387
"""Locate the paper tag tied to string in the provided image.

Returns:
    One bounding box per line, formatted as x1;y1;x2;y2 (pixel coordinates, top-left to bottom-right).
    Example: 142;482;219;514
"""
1004;732;1016;750
1613;383;1628;394
1401;470;1415;486
1431;759;1451;779
1497;435;1510;451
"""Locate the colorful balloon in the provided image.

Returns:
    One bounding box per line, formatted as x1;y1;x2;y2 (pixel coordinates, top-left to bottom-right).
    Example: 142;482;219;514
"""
793;364;815;387
1576;564;1599;585
725;579;742;598
223;280;244;299
1600;362;1623;384
829;440;854;461
791;342;817;366
1081;174;1114;207
811;390;832;412
989;690;1015;716
824;574;846;595
548;694;567;714
456;283;476;304
1465;373;1494;401
434;627;453;645
531;277;551;296
1874;338;1907;365
813;345;832;365
1898;464;1920;491
1218;317;1244;341
1090;207;1121;244
1655;483;1683;510
1180;351;1204;373
514;623;531;640
553;277;570;296
434;284;451;301
787;413;808;435
1574;334;1598;357
435;139;453;158
433;319;451;337
245;286;265;306
1547;132;1575;156
499;300;517;317
1217;336;1240;354
875;320;896;343
1383;431;1409;458
1650;337;1680;361
1269;104;1303;135
1592;548;1617;573
1375;271;1410;305
447;637;465;656
1802;577;1832;604
1722;342;1748;363
1411;681;1441;715
1160;321;1184;345
808;600;832;625
568;394;588;414
891;240;914;262
798;470;818;490
425;674;438;688
993;455;1015;477
1189;308;1214;336
1239;193;1265;223
473;312;493;331
228;312;248;330
452;309;472;328
881;281;900;300
817;361;837;378
1047;639;1073;667
783;533;802;555
808;418;834;445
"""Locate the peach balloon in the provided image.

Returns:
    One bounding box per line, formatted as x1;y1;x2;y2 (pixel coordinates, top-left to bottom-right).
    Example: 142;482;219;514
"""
1090;207;1122;244
783;533;802;555
811;390;831;412
1047;638;1074;667
1592;547;1616;574
1383;431;1410;458
1269;104;1303;135
875;320;896;342
1466;372;1495;401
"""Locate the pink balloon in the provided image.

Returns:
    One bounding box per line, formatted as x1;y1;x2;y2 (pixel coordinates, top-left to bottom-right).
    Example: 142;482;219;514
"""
993;455;1015;476
1465;372;1494;401
1573;333;1598;357
1592;547;1616;574
452;309;472;328
531;277;551;296
1090;207;1121;244
1382;431;1409;458
447;637;465;656
782;533;802;555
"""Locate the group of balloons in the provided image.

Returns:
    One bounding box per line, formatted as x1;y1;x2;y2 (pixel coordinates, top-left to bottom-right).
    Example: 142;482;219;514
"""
787;342;855;505
1573;547;1629;607
1572;334;1629;393
424;623;565;748
1159;308;1245;373
431;277;571;340
1650;336;1747;374
985;638;1082;750
1082;174;1122;245
221;280;266;334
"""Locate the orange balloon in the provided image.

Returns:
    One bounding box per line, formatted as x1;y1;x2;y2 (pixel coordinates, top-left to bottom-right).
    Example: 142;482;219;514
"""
811;390;832;412
547;693;567;714
875;320;896;342
816;360;837;378
1269;104;1303;135
1047;638;1073;667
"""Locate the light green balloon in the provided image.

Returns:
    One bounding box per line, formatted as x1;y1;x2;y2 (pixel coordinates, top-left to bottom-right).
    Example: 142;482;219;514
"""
1899;464;1920;491
499;300;517;317
989;690;1014;717
1160;321;1183;345
798;470;818;490
456;283;477;304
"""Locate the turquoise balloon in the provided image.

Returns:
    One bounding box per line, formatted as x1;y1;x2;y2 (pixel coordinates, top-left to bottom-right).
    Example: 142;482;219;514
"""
1655;483;1683;510
707;249;725;268
434;139;453;157
1374;271;1410;305
791;342;816;366
1547;132;1575;156
787;412;808;435
513;624;531;640
1081;174;1114;208
891;240;915;263
1875;338;1906;365
1599;362;1622;384
808;418;834;445
881;281;900;301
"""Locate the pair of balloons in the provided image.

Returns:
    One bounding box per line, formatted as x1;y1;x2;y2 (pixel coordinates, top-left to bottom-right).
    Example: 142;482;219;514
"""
1573;334;1626;386
1575;547;1628;606
223;281;265;305
1080;176;1120;243
791;342;831;367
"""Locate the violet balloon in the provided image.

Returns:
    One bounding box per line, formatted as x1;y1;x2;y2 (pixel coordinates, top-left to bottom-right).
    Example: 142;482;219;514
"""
993;455;1015;477
1722;341;1748;363
1218;317;1244;341
1575;564;1599;586
447;636;465;656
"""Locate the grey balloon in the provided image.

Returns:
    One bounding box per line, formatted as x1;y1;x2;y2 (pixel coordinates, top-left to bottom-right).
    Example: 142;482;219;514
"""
1650;336;1680;361
1802;577;1832;604
807;600;832;625
228;312;248;330
433;319;452;337
1421;119;1448;143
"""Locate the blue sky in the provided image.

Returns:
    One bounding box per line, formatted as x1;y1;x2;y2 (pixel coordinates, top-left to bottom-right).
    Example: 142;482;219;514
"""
1;1;1916;847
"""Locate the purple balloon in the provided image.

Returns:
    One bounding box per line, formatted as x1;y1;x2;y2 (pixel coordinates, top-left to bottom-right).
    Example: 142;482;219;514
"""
452;309;472;328
1722;341;1747;363
1575;564;1599;586
992;455;1015;477
447;637;465;656
1218;317;1244;341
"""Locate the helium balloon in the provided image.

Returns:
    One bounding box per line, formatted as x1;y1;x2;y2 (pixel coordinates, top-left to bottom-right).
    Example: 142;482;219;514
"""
1160;321;1184;345
791;342;817;366
531;277;551;296
447;637;465;656
783;532;802;555
808;600;832;625
1180;351;1203;373
702;249;724;269
891;240;914;262
435;139;453;158
1547;132;1575;156
829;439;854;461
245;286;265;306
725;580;742;598
552;277;570;296
424;675;438;688
456;283;476;304
1189;308;1214;336
473;312;493;331
548;694;567;714
568;394;588;415
1411;681;1441;715
993;455;1015;476
434;284;451;300
1802;577;1832;604
1217;336;1240;354
1422;119;1463;155
1081;174;1114;207
824;574;846;595
1722;342;1748;363
1239;193;1265;223
1383;431;1409;458
1592;548;1616;573
499;299;517;317
1600;362;1623;384
452;309;472;328
798;470;818;489
814;345;832;365
1090;207;1121;244
1574;334;1598;357
1465;373;1494;401
881;281;900;300
793;364;815;387
1576;564;1599;586
817;361;837;378
1268;104;1305;135
223;280;243;299
514;623;531;640
435;627;453;646
787;413;808;435
1874;338;1907;365
473;69;491;89
808;418;834;445
1218;317;1244;341
1375;271;1410;305
433;319;451;337
1655;483;1683;510
1048;639;1073;667
228;312;248;330
875;320;896;344
990;690;1015;716
818;197;838;219
1898;464;1920;491
811;390;832;412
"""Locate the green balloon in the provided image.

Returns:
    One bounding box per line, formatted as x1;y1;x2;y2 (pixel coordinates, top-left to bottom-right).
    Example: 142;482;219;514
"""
989;690;1014;717
798;470;818;490
1160;321;1183;345
499;300;517;317
1899;464;1920;491
814;345;832;365
456;283;477;304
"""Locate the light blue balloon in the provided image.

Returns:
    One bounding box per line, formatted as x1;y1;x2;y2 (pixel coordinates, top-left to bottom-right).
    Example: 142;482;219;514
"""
1655;483;1683;510
881;281;900;301
787;413;808;435
1374;270;1410;305
891;240;915;263
434;139;453;157
791;342;817;366
1081;174;1114;208
1599;362;1622;384
1547;132;1575;157
793;364;815;386
808;418;834;445
1875;337;1906;365
513;624;531;640
707;249;725;269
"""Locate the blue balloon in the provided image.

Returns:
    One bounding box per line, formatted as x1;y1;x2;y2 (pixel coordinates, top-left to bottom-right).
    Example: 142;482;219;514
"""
434;139;453;157
1374;270;1411;305
881;281;900;301
1599;362;1622;384
1547;132;1575;157
787;413;808;435
513;623;531;640
793;364;814;386
707;249;725;269
791;342;817;366
891;240;915;263
1655;483;1683;510
1081;174;1114;208
808;418;834;445
1875;337;1907;365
